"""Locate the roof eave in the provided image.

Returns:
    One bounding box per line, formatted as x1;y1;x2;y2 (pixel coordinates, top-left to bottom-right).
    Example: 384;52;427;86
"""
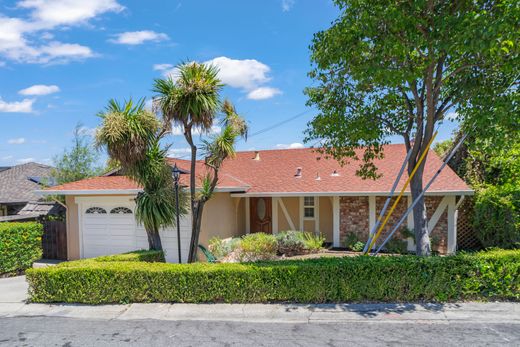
230;190;474;197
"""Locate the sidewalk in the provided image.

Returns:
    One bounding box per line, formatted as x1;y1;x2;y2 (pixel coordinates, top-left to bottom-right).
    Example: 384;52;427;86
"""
1;276;518;324
1;301;519;324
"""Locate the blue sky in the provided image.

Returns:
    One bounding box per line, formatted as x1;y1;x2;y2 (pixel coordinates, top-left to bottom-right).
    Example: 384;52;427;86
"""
0;0;457;167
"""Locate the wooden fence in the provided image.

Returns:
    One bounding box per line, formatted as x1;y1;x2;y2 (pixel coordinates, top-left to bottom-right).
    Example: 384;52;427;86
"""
41;220;67;260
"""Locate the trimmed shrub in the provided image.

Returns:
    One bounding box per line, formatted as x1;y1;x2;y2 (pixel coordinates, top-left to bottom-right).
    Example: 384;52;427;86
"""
474;184;520;249
276;231;306;256
26;249;520;304
0;222;43;275
91;250;165;263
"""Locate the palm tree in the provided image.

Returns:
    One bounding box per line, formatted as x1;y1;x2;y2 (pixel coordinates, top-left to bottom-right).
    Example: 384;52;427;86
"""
153;62;247;262
96;99;185;251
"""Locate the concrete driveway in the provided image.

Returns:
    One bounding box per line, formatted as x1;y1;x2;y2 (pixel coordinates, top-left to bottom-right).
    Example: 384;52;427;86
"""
0;276;28;303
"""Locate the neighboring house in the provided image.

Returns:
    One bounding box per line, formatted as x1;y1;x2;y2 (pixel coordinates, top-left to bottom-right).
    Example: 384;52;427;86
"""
41;145;473;263
0;162;62;219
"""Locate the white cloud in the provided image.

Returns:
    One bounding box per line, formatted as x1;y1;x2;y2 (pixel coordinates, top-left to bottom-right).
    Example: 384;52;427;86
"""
0;98;34;113
153;63;173;71
0;0;123;64
276;142;304;149
19;84;60;96
18;0;124;27
8;138;26;144
155;56;282;100
247;87;282;100
1;155;13;160
205;56;271;90
171;125;221;136
281;0;295;12
111;30;169;45
17;157;35;164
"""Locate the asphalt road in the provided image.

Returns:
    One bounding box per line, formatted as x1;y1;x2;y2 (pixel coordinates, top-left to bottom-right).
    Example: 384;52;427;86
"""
0;316;519;347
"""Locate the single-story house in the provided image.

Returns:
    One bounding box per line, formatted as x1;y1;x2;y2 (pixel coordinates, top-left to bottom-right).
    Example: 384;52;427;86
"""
40;145;473;262
0;162;63;221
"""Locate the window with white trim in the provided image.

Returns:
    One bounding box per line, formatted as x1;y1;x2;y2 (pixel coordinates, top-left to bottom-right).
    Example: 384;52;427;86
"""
303;196;315;219
110;207;132;214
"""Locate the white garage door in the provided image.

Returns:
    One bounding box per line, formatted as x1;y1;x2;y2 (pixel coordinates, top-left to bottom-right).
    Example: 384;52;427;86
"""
79;196;192;263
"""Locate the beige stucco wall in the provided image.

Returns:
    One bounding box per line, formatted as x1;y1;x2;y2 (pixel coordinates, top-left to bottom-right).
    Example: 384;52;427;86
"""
65;195;80;260
277;197;299;231
319;197;333;242
199;193;243;246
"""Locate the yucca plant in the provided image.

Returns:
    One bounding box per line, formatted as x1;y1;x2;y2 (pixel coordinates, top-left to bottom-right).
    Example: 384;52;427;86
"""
96;99;186;251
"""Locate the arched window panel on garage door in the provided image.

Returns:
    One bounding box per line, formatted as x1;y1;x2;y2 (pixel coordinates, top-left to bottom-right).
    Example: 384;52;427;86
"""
110;207;133;214
85;207;107;214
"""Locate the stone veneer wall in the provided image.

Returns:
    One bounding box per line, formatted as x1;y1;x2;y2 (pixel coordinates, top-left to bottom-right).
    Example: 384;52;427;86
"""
339;196;369;246
339;195;449;254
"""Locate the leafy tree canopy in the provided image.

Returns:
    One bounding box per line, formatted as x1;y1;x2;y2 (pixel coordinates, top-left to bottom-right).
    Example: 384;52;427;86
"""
52;123;103;185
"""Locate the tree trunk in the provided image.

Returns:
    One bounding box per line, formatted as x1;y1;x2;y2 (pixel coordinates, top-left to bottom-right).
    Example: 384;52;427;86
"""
187;200;205;263
409;162;431;256
146;227;163;251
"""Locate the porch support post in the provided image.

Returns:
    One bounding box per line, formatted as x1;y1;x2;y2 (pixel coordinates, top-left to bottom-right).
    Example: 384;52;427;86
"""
332;196;340;247
272;197;279;234
245;197;250;234
299;197;304;231
447;195;457;254
368;196;376;234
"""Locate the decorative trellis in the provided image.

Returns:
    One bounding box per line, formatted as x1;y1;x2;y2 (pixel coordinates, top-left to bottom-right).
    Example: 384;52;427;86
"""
457;197;481;250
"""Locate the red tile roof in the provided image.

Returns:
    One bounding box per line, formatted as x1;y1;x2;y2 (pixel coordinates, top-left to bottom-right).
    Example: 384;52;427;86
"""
45;145;471;195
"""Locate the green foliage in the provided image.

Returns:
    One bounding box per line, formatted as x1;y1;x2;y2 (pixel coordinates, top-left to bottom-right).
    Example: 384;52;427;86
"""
0;222;42;275
27;249;520;304
344;233;365;252
208;237;241;260
276;231;306;256
385;239;409;255
474;184;520;249
351;242;365;252
238;233;278;262
90;250;165;263
433;139;453;159
52;123;103;185
301;232;325;252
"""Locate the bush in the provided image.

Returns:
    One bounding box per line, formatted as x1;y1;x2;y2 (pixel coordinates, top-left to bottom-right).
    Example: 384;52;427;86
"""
238;233;278;262
344;232;364;251
351;241;365;252
91;250;165;263
276;231;306;256
301;232;325;252
385;239;408;254
474;184;520;249
26;249;520;304
0;222;43;275
208;237;241;259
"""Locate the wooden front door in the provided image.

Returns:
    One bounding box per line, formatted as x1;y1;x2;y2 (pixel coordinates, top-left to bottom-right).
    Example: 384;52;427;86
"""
250;197;272;233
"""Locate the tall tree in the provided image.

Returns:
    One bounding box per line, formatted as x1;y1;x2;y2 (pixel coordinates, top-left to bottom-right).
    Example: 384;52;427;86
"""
153;62;247;263
52;123;103;184
96;99;185;251
305;0;519;255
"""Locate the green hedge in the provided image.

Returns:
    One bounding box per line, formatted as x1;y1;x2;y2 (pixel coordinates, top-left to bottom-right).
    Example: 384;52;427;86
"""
26;249;519;304
90;250;165;263
0;222;43;275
